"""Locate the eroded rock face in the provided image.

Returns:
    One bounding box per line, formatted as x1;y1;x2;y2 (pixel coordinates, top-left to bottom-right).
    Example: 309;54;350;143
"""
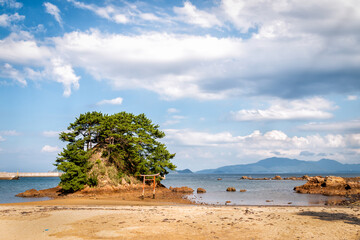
294;176;360;196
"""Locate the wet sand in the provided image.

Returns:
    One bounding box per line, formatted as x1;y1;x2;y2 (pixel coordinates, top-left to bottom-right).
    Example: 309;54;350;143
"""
0;197;359;240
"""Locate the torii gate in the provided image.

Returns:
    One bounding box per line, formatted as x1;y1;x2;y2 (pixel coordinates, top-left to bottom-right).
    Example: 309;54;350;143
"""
140;173;160;199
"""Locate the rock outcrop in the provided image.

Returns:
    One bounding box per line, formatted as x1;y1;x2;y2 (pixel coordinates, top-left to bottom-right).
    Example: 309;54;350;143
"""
16;186;62;198
294;176;360;196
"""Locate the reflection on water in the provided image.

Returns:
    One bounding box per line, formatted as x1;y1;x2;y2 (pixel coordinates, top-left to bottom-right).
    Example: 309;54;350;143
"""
162;173;348;206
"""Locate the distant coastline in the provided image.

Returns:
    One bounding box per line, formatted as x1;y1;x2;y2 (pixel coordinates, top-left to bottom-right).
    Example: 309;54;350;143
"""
195;157;360;174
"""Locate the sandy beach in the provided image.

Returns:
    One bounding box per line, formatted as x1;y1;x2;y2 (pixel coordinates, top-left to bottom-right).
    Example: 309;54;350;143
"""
1;197;359;240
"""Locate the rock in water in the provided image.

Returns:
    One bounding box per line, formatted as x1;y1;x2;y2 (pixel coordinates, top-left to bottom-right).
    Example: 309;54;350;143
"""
226;187;236;192
272;175;282;180
241;176;252;180
239;189;246;192
197;188;206;193
294;176;360;196
170;186;194;193
16;189;40;198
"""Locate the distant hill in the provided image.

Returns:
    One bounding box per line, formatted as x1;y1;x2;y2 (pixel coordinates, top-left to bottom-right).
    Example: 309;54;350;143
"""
169;168;193;174
196;157;360;174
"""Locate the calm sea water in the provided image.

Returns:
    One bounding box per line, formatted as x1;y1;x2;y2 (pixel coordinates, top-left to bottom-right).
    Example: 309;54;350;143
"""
1;173;358;205
162;173;359;206
0;177;60;204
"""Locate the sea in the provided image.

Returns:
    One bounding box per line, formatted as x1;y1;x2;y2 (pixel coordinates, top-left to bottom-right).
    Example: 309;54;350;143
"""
0;173;358;205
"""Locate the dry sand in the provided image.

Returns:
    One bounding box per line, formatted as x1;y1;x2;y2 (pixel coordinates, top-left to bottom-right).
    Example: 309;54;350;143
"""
0;198;359;240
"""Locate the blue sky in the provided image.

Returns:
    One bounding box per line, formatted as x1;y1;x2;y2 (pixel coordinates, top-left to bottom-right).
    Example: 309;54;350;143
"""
0;0;360;172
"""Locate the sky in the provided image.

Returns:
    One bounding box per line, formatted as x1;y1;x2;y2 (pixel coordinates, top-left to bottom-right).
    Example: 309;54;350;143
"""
0;0;360;172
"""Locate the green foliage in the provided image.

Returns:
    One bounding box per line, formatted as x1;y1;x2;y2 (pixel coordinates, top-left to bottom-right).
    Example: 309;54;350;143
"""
55;111;176;192
88;173;98;187
57;162;88;192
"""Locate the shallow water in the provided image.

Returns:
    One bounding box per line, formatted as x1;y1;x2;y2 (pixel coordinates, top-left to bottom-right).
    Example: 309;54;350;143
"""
162;173;350;206
0;173;356;205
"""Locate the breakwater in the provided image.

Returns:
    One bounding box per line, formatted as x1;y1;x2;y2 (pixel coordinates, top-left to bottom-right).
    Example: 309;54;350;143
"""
0;172;62;179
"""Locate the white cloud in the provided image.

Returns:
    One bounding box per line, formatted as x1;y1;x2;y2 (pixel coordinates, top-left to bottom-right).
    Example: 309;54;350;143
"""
44;2;63;27
165;129;237;146
53;30;241;100
68;0;129;24
0;31;51;65
48;58;80;97
0;63;26;86
300;119;360;132
0;130;20;136
1;1;360;101
163;115;186;126
0;0;22;9
0;13;24;27
68;0;165;24
42;131;60;137
167;108;179;114
50;24;360;100
165;128;360;164
140;13;161;21
174;1;222;28
0;32;80;97
96;97;123;105
347;95;358;101
231;97;335;121
41;145;60;153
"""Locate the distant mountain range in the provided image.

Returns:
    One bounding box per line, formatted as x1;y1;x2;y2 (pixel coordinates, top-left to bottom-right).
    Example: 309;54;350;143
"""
196;157;360;174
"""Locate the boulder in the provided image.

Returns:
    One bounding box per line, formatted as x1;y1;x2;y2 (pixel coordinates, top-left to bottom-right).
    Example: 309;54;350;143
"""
239;189;246;192
197;188;206;193
226;187;236;192
272;175;282;180
217;178;222;181
170;186;194;193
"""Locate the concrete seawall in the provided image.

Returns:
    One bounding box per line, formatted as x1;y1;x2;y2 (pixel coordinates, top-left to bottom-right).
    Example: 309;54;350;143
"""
0;172;62;178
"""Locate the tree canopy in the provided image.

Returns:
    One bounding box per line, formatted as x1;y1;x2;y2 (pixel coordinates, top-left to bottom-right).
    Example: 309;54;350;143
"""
55;111;176;192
